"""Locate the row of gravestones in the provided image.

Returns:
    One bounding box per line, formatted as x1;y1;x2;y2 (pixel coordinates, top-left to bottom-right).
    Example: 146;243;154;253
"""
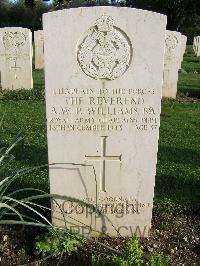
37;29;187;99
193;36;200;57
0;26;187;100
0;7;193;237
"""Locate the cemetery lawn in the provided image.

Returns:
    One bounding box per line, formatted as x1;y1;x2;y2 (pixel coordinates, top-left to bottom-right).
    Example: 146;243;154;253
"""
0;47;199;264
178;45;200;98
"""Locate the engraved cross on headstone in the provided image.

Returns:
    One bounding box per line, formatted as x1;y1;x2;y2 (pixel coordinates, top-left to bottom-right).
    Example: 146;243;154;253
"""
10;59;21;79
85;136;122;192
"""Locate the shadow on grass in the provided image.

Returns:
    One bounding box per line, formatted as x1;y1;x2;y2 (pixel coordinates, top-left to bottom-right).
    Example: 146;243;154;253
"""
178;87;200;98
12;143;48;167
155;173;200;208
158;145;200;166
155;145;200;208
0;141;48;190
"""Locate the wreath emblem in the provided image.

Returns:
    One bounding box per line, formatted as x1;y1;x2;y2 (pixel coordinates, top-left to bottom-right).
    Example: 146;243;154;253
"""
77;15;132;80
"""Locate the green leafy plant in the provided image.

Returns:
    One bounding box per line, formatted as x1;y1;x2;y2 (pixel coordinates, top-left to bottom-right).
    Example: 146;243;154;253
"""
92;238;143;266
124;239;143;265
148;253;171;266
92;240;172;266
92;255;127;266
36;228;84;257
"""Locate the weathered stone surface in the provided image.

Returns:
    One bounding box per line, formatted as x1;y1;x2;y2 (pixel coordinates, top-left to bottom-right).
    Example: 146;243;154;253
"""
43;7;167;237
34;30;44;69
162;30;182;99
0;27;33;90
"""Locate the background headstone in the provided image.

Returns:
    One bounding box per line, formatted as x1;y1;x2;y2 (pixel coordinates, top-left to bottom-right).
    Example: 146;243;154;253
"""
44;7;167;237
193;36;200;57
179;34;187;69
34;30;44;69
162;30;182;99
0;27;33;90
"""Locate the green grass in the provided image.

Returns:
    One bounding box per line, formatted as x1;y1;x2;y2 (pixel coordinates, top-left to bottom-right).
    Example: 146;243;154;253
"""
0;50;200;215
156;102;200;208
0;69;46;190
178;45;200;97
0;100;48;190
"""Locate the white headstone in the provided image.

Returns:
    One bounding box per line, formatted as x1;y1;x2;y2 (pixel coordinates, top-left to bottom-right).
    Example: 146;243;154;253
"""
43;7;167;237
34;30;44;69
162;30;182;99
193;36;200;57
0;27;33;90
193;36;197;56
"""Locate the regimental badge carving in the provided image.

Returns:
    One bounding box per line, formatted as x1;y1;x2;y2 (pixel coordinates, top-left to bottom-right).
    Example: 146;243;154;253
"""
165;34;178;51
2;32;26;54
77;15;132;80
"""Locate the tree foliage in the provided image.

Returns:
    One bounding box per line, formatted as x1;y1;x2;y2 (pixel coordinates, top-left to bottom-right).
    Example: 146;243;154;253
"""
52;0;105;9
0;0;51;31
126;0;200;30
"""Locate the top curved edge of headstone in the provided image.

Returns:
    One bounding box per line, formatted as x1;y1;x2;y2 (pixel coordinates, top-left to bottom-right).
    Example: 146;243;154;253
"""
43;6;167;23
0;27;30;31
166;30;182;37
34;30;43;33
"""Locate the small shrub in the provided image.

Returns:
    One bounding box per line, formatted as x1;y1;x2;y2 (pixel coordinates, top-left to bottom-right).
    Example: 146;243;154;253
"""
92;238;143;266
124;239;143;265
36;228;84;257
92;239;172;266
148;253;171;266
